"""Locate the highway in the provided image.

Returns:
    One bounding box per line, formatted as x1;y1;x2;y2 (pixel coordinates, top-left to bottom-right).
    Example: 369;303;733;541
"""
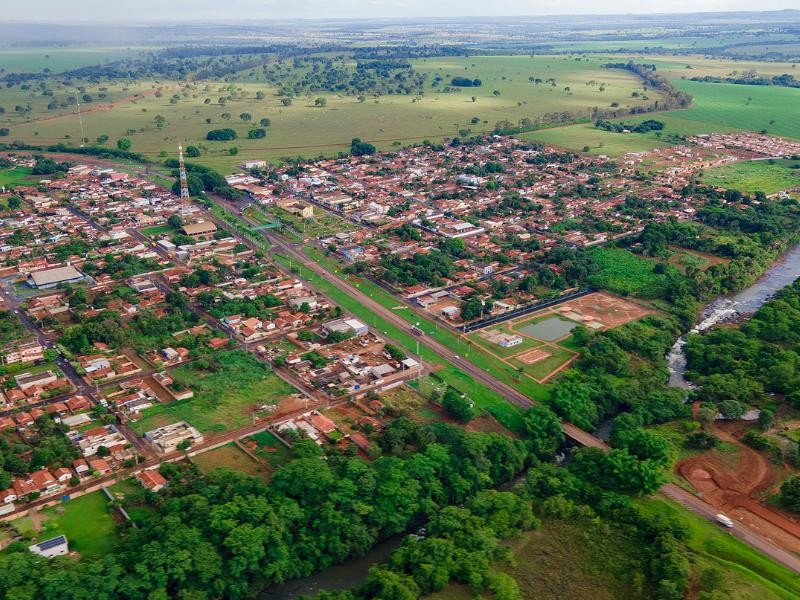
214;203;800;575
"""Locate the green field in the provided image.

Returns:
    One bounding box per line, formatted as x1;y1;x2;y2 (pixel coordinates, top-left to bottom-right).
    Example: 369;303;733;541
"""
640;499;800;600
429;517;645;600
509;345;575;382
0;55;658;172
528;71;800;155
586;247;671;298
701;159;800;194
130;351;294;433
0;167;40;188
0;47;153;73
10;491;118;559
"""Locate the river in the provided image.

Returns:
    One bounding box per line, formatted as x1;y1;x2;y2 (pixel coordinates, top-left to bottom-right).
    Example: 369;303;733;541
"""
667;242;800;388
261;536;404;600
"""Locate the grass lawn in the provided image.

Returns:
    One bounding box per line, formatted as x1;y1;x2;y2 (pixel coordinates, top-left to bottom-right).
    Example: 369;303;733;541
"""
140;224;175;238
700;159;800;195
639;498;800;600
263;205;357;239
11;490;119;559
192;443;269;478
130;350;294;433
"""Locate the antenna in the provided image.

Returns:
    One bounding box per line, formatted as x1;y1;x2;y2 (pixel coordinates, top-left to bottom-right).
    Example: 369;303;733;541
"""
75;91;86;147
178;145;190;201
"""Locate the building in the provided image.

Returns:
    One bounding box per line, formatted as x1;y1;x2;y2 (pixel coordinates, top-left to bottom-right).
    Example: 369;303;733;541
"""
498;335;523;348
29;535;69;558
277;199;314;218
3;341;44;365
144;421;204;454
321;318;368;338
137;469;168;492
180;221;217;240
27;265;85;290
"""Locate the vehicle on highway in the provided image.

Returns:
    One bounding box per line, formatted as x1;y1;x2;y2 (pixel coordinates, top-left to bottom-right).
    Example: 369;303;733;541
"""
716;513;734;528
410;325;425;336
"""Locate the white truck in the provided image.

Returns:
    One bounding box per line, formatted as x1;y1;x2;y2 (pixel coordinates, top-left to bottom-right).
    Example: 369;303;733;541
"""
716;513;734;528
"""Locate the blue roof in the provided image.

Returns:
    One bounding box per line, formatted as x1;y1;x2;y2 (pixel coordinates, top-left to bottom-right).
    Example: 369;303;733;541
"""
37;535;67;551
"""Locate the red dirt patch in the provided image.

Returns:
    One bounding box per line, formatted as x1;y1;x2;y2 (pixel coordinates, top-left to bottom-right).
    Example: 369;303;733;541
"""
515;348;552;364
676;423;800;552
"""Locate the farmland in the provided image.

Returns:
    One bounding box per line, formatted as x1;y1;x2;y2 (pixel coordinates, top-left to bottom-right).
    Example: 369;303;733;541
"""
0;54;658;172
528;70;800;155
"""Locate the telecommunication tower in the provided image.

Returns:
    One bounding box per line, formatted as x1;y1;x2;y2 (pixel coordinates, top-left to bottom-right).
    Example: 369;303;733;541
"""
75;91;86;147
178;145;190;201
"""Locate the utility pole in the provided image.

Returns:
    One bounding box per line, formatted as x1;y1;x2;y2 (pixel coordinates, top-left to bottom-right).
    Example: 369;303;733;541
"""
178;145;190;201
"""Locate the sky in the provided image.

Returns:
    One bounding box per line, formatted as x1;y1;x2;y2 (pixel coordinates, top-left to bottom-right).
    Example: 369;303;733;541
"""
3;0;800;22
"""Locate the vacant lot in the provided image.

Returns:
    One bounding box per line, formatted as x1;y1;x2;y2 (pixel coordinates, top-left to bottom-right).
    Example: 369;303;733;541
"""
130;350;294;433
700;159;800;195
0;167;40;188
193;443;268;478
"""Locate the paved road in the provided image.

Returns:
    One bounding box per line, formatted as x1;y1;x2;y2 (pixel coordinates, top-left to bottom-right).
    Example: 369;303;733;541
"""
216;204;800;575
663;483;800;574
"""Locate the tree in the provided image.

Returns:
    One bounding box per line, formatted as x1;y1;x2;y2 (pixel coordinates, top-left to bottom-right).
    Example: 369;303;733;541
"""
255;91;265;100
116;138;132;151
314;97;327;107
185;145;200;158
351;138;376;157
523;406;564;460
247;128;266;139
441;389;475;423
206;128;237;141
239;113;252;122
718;400;746;420
758;408;774;431
167;214;184;229
780;475;800;512
281;97;293;106
259;118;271;127
7;197;20;210
96;134;109;144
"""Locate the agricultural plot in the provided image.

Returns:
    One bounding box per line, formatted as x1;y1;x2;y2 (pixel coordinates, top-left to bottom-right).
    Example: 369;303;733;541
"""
0;167;40;189
586;247;671;298
700;159;800;194
0;55;658;172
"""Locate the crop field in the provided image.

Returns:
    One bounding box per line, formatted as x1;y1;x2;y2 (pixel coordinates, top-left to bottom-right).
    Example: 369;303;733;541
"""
586;247;671;297
0;55;657;172
700;159;800;194
0;167;40;188
130;351;295;433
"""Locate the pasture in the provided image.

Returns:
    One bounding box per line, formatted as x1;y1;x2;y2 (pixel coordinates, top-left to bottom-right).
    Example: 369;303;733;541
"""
0;55;657;172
